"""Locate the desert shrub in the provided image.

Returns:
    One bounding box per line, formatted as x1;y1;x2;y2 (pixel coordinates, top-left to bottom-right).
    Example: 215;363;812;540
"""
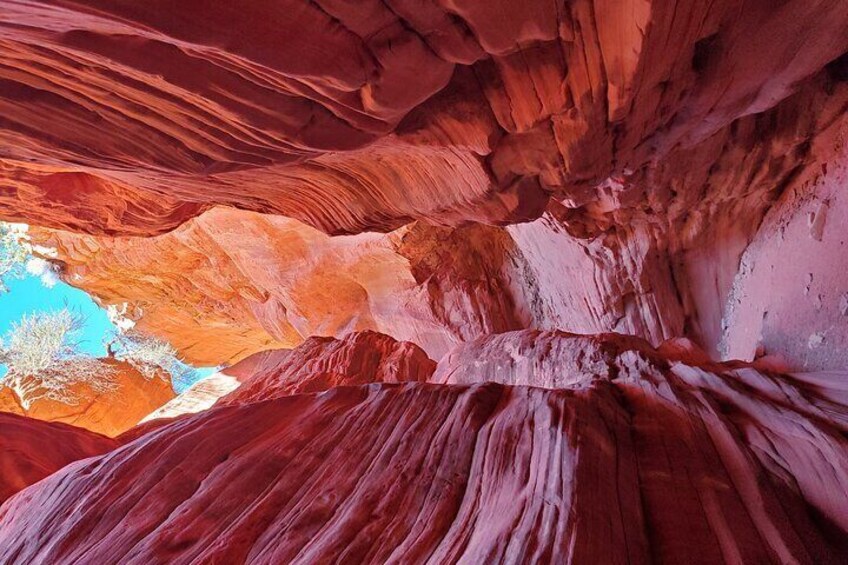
0;222;59;292
0;309;117;407
109;330;199;391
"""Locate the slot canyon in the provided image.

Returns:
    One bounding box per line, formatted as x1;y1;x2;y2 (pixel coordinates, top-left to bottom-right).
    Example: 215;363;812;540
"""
1;1;848;563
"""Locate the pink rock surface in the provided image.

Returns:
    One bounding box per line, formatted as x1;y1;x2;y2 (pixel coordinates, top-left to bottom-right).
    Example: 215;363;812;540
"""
722;110;848;370
2;2;848;561
140;373;241;424
221;331;436;404
0;412;117;505
2;2;847;370
432;329;653;388
23;72;848;369
0;331;846;563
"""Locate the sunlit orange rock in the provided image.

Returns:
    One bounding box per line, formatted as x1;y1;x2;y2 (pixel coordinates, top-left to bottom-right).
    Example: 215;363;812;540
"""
1;331;846;563
0;386;24;415
19;68;848;370
33;210;553;364
0;358;175;437
2;2;848;559
34;210;444;364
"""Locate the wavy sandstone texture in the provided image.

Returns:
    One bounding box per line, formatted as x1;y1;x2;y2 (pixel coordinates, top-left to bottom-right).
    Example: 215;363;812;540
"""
220;331;435;404
140;331;434;421
0;359;175;437
24;74;848;369
1;0;847;236
0;1;846;369
2;2;848;562
0;332;846;564
0;412;117;505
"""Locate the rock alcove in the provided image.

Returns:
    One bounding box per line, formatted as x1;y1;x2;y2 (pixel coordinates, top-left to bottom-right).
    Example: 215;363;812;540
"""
1;1;848;563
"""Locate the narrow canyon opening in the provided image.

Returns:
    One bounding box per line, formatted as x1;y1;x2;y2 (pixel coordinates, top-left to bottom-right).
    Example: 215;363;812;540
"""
1;1;848;563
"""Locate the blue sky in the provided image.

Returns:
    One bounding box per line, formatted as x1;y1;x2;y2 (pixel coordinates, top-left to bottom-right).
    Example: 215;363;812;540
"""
0;275;112;357
0;273;213;391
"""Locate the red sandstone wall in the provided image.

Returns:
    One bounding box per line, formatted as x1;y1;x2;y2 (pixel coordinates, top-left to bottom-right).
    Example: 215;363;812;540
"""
1;332;846;563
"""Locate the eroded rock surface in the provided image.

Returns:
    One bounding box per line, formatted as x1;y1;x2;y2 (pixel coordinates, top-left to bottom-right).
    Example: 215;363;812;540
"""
431;329;655;388
0;358;175;437
0;412;116;505
0;331;845;564
140;331;434;422
2;1;848;238
221;331;435;404
24;73;848;369
722;113;848;370
34;210;463;364
140;373;240;424
2;3;848;560
2;2;847;369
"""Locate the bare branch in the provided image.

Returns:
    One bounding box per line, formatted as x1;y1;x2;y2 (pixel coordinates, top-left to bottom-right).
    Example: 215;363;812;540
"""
0;308;118;407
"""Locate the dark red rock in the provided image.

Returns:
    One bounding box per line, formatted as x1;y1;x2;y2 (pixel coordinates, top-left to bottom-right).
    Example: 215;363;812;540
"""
0;332;845;563
2;1;847;237
3;2;848;369
0;412;117;505
1;1;848;560
221;331;436;404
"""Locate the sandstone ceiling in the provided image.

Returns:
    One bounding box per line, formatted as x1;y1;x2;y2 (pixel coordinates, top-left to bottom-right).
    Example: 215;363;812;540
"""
3;0;848;371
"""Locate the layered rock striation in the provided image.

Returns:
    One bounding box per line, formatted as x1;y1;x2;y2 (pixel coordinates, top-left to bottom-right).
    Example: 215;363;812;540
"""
1;2;848;562
2;1;848;369
220;331;436;404
0;331;846;563
2;1;848;236
24;72;848;369
0;412;117;505
140;331;435;421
